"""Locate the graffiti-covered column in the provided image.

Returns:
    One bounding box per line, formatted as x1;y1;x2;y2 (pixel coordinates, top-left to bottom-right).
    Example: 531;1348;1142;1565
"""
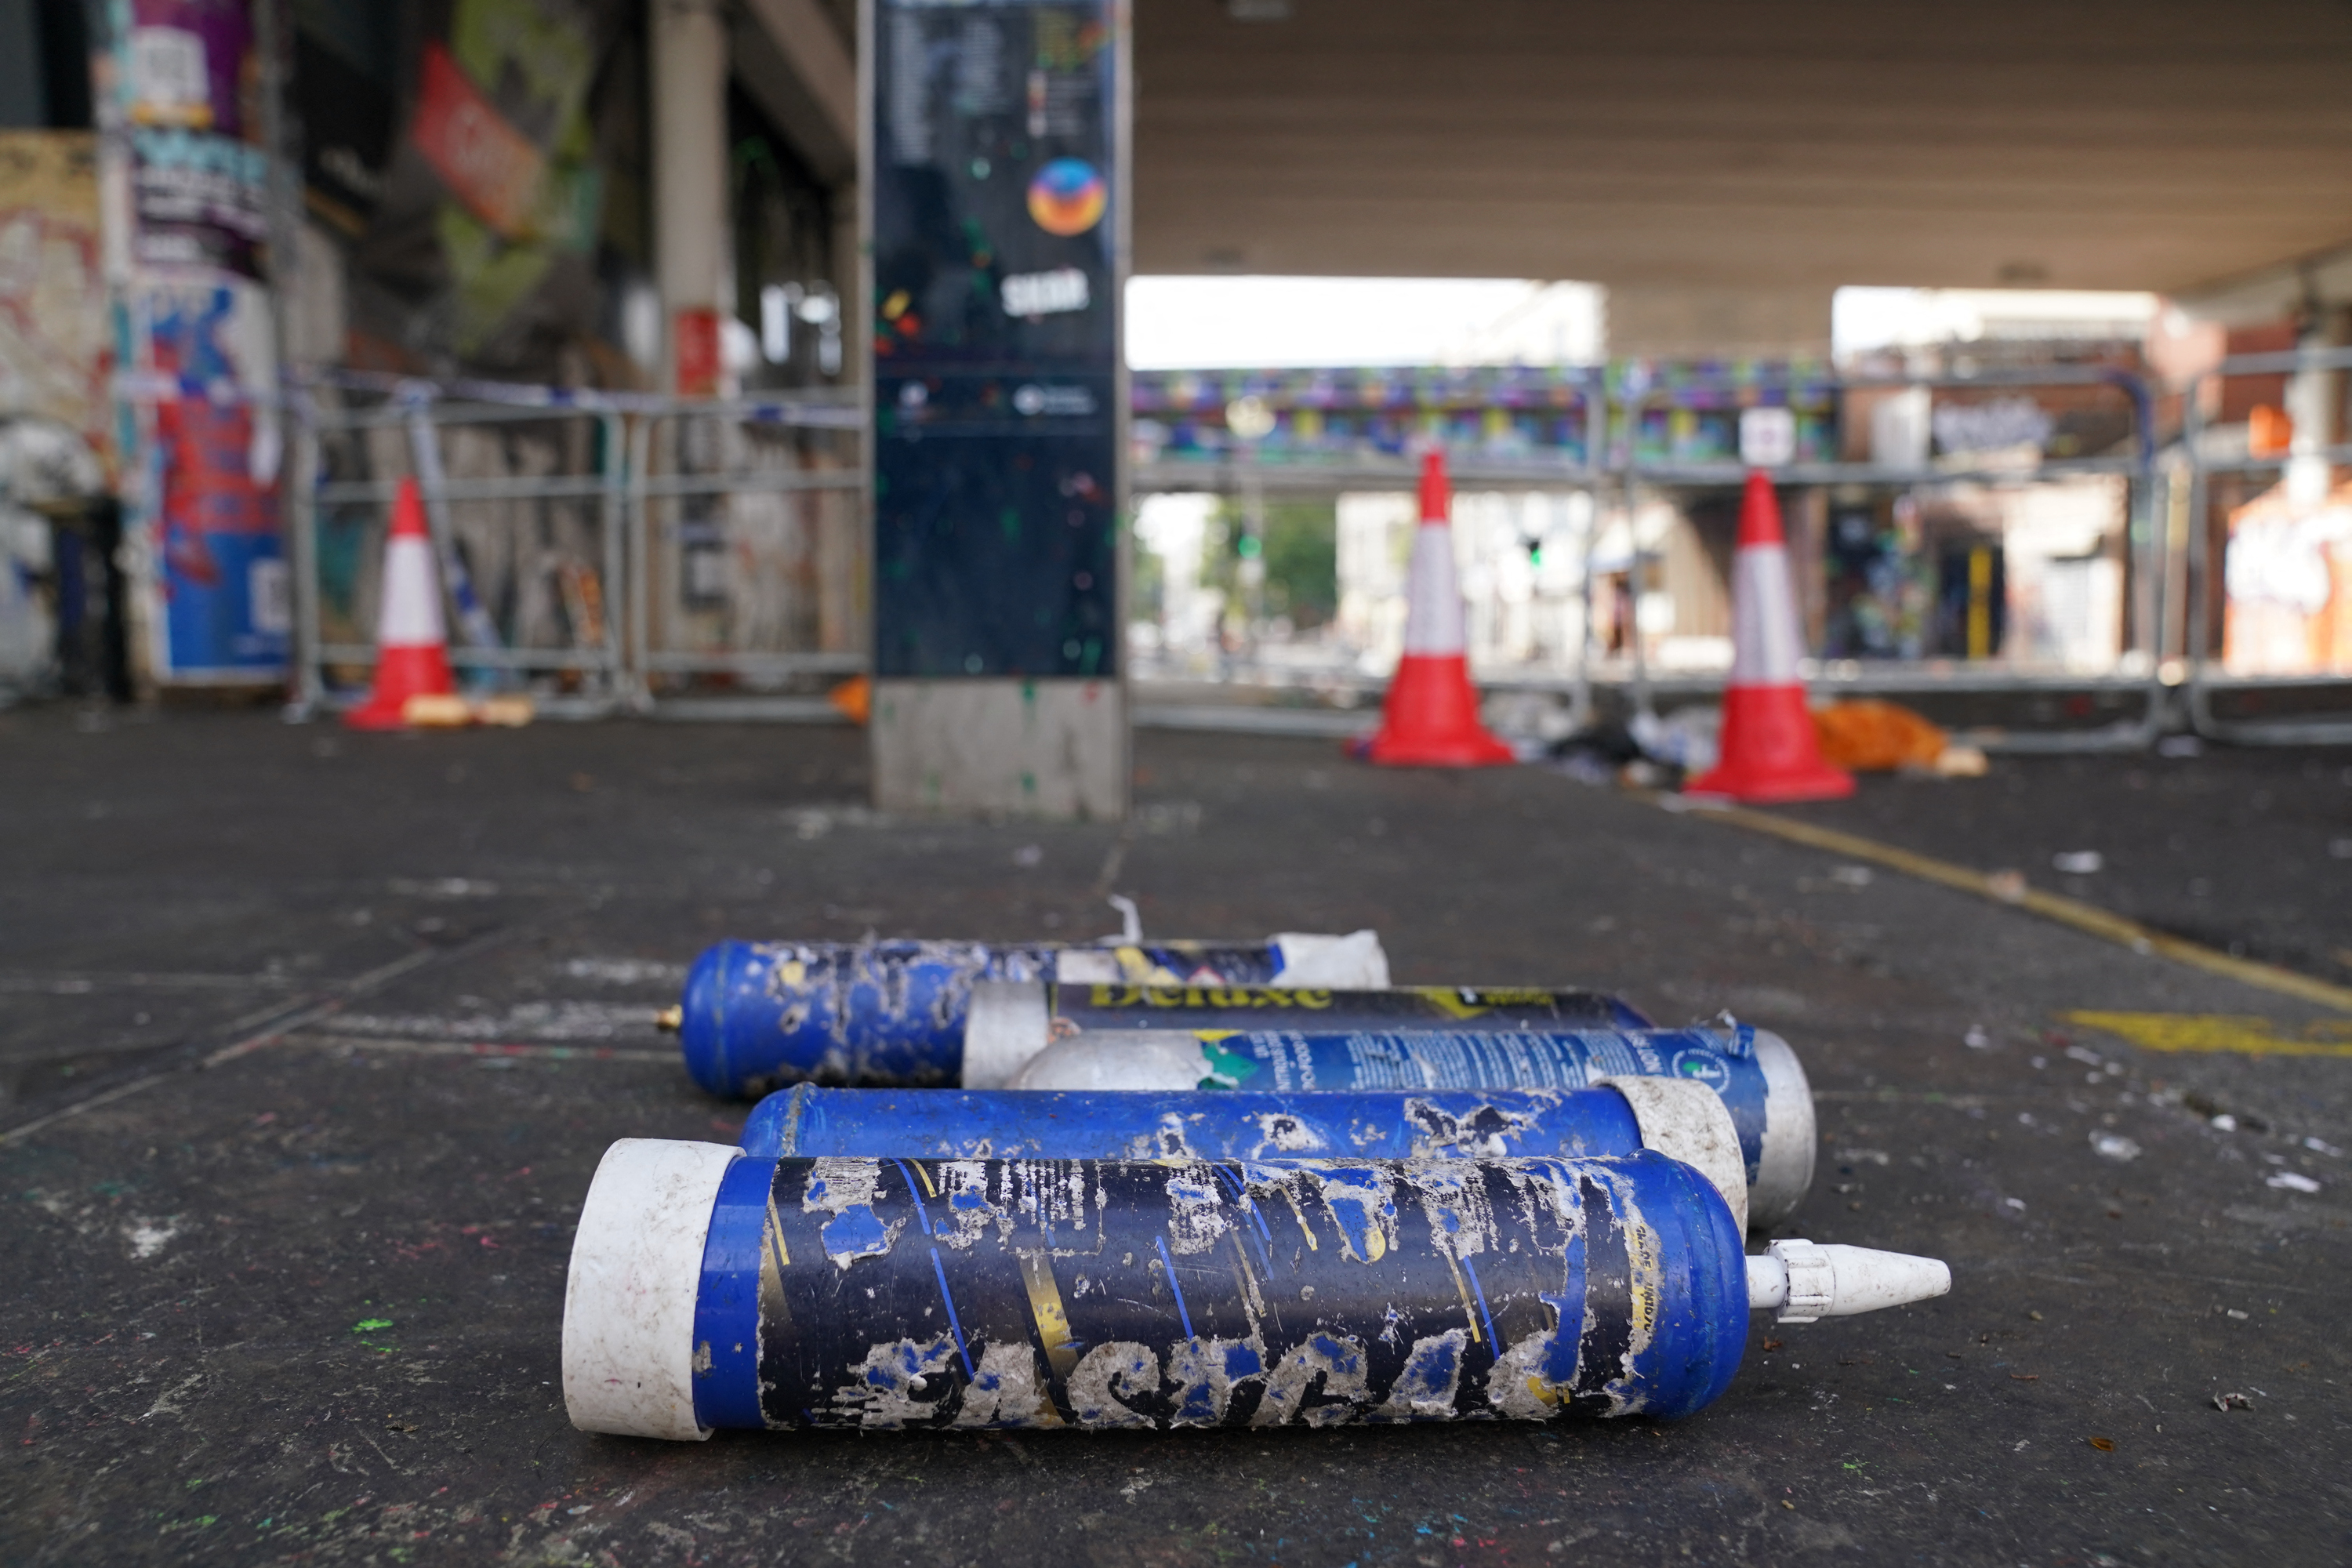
100;0;291;688
864;0;1129;821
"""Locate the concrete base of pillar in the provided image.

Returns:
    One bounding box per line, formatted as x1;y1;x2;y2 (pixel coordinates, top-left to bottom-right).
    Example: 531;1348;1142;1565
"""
870;679;1127;821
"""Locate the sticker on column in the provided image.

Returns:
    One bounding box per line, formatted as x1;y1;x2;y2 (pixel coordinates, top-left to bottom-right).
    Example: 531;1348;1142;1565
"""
1027;158;1106;236
1737;407;1795;468
249;558;292;636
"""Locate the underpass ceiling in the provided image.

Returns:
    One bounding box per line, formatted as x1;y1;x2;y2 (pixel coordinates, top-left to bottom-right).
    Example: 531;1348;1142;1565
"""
1131;1;2352;296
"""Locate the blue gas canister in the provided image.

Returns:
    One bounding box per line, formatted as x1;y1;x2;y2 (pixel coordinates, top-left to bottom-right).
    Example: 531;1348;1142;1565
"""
669;931;1388;1095
733;1076;1799;1229
740;1083;1642;1163
960;981;1657;1088
1006;1022;1815;1229
561;1141;1947;1440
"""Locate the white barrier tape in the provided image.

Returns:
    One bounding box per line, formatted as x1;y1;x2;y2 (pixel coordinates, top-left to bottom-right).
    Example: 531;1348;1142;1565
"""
112;368;862;430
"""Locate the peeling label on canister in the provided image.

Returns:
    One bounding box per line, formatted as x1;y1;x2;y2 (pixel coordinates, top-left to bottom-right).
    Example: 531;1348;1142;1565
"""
1175;1029;1773;1184
720;1154;1741;1432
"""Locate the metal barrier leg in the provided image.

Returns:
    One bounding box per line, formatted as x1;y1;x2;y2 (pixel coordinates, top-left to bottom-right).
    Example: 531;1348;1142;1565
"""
1569;488;1596;731
624;413;654;713
283;410;325;721
597;410;629;710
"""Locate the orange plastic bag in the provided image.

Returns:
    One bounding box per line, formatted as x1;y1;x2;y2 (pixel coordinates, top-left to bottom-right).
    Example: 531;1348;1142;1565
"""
1810;699;1948;772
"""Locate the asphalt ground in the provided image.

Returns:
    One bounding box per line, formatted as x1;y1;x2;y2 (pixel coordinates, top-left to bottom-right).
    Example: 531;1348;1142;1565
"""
1773;744;2352;989
2;707;2347;1566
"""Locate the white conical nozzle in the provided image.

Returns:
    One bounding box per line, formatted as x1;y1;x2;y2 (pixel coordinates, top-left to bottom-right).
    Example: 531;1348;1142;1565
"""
1744;1239;1950;1323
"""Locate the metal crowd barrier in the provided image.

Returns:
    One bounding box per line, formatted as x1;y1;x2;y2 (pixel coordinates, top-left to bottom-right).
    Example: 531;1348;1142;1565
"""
285;376;866;720
2180;343;2352;745
275;357;2352;751
624;397;864;717
1140;362;2170;753
290;394;629;717
1611;362;2164;753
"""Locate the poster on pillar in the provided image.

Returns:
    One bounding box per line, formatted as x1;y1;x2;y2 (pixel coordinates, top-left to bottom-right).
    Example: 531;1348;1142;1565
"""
870;0;1120;680
123;0;270;278
108;0;292;682
143;275;289;677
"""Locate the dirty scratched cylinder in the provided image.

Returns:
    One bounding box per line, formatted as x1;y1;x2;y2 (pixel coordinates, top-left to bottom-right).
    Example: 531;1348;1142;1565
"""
1010;1023;1816;1229
563;1143;1756;1439
671;934;1388;1095
962;982;1657;1089
741;1083;1640;1163
735;1080;1761;1229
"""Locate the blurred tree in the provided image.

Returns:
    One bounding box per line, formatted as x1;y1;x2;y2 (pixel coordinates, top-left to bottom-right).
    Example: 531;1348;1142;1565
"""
1129;523;1165;623
1208;496;1336;630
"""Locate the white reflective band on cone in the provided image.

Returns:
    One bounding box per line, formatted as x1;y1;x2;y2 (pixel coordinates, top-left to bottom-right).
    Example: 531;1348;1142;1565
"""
1728;545;1805;684
961;981;1051;1089
1744;1240;1951;1323
1269;930;1391;988
563;1138;741;1440
1749;1030;1818;1231
377;535;448;646
1598;1076;1748;1234
1399;526;1468;655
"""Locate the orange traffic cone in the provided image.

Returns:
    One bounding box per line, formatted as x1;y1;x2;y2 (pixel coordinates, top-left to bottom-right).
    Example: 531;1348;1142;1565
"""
829;673;872;725
1684;472;1853;802
1362;452;1514;767
345;477;456;730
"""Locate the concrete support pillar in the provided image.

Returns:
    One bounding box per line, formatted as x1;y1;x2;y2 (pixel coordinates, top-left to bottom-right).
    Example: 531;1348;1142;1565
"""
2285;307;2349;506
863;2;1129;822
830;194;860;380
871;681;1127;821
1602;285;1835;362
652;0;731;394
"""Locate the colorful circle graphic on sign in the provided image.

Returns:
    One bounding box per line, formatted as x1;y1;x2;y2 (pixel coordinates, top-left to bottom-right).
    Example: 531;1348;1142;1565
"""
1026;158;1107;237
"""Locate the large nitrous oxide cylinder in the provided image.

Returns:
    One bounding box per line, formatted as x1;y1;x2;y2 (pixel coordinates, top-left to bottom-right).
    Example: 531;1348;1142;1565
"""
735;1079;1792;1229
562;1139;1947;1441
672;932;1388;1094
1007;1022;1816;1229
962;981;1657;1088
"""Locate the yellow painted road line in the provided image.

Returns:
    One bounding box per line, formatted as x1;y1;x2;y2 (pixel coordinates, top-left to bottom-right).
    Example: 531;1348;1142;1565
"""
2065;1011;2352;1058
1661;797;2352;1015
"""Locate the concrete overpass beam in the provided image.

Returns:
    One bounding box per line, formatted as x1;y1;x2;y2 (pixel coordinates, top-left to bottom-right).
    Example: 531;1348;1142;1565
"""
734;0;857;184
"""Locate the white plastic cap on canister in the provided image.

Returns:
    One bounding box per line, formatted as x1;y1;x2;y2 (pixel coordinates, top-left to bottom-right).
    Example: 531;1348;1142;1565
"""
1744;1238;1951;1323
1048;949;1125;984
1269;930;1391;987
562;1138;741;1440
961;981;1051;1088
1748;1029;1817;1231
1597;1076;1749;1235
